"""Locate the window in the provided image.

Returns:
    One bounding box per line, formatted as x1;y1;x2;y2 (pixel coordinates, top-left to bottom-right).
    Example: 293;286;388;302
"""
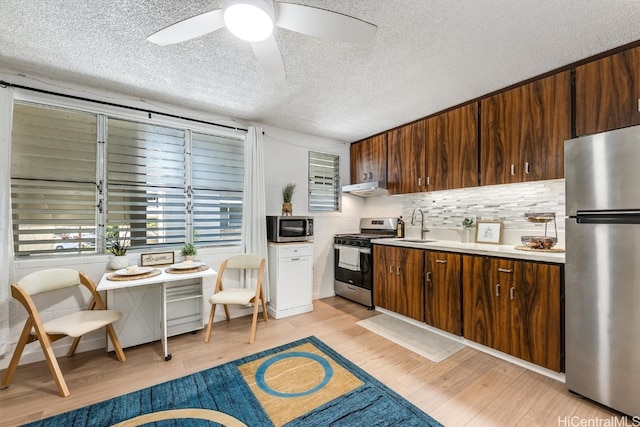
308;151;340;212
11;103;98;255
10;101;244;256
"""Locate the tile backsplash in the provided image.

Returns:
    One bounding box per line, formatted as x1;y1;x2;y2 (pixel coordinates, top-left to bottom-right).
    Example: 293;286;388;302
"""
402;179;565;233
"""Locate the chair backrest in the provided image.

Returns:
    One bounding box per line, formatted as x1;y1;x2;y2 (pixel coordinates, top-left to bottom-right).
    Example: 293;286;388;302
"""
225;254;264;270
17;268;80;296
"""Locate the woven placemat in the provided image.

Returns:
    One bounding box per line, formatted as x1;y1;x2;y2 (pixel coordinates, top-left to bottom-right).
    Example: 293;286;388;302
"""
514;245;565;253
165;264;210;274
107;269;162;281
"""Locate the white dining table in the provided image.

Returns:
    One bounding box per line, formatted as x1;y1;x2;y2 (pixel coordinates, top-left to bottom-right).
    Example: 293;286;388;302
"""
97;266;216;361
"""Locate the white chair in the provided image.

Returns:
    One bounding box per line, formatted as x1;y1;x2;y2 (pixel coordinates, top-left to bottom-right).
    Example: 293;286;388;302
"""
204;254;268;344
0;268;126;397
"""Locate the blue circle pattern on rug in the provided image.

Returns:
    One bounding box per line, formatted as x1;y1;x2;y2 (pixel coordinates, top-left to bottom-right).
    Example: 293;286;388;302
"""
255;351;333;398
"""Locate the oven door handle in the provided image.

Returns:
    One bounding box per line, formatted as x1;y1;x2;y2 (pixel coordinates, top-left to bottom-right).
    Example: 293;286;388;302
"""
334;244;371;254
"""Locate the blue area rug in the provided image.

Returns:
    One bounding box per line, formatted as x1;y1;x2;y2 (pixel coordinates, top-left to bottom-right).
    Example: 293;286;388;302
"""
23;336;442;426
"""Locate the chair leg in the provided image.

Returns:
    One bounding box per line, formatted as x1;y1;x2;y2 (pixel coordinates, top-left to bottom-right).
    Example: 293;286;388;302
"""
105;324;126;362
223;304;231;321
68;336;82;357
261;297;268;321
249;301;260;344
204;304;216;343
0;320;32;390
38;333;70;397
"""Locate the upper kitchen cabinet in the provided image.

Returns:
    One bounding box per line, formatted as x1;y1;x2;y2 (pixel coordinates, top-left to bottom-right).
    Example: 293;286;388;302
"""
350;133;387;186
387;119;427;195
426;103;479;191
576;45;640;136
481;71;571;185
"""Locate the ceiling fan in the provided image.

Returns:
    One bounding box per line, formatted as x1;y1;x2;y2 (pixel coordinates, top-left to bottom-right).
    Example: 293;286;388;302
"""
147;0;377;82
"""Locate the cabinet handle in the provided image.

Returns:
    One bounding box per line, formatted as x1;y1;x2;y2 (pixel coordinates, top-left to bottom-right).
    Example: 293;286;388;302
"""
397;266;401;275
368;172;372;180
418;177;422;187
496;283;501;297
291;257;300;261
426;271;431;282
525;162;530;175
638;98;640;113
510;287;515;300
435;259;447;264
389;265;394;274
498;268;513;273
427;176;431;186
363;173;368;181
510;164;515;175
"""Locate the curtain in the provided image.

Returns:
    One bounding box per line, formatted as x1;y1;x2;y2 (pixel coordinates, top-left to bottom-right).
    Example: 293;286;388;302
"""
0;86;14;357
241;126;269;299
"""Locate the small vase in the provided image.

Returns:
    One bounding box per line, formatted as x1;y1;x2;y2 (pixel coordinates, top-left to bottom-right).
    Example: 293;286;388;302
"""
109;255;129;270
461;229;470;243
185;255;194;261
282;202;292;216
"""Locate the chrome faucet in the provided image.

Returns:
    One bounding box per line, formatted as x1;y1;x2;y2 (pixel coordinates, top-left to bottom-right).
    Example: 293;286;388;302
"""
411;208;429;239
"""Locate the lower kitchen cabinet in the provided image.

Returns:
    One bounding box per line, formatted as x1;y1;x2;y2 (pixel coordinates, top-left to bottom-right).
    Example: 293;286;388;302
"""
462;255;562;372
373;245;424;321
267;242;313;319
425;251;462;335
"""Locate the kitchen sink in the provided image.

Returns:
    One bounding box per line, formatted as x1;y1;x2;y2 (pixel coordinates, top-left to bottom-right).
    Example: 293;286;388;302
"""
399;238;436;243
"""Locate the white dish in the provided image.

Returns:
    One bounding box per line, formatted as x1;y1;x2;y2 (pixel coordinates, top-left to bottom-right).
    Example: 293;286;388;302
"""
170;261;205;270
114;266;154;276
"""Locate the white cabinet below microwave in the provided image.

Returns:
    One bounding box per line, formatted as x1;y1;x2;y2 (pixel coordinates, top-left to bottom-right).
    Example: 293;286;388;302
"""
267;242;313;319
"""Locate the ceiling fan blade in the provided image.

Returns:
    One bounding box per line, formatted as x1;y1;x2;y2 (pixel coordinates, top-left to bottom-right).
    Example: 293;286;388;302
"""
275;3;377;44
250;35;286;82
147;9;225;46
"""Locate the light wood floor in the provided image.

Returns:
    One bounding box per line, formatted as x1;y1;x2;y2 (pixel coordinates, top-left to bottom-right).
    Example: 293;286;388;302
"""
0;297;620;427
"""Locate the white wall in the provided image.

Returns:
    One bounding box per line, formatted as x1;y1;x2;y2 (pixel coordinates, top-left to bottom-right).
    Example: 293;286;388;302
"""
258;123;363;299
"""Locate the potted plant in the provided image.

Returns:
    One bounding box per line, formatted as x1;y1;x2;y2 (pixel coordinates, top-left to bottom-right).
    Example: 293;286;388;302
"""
181;243;197;260
107;228;129;269
461;217;475;243
282;182;296;216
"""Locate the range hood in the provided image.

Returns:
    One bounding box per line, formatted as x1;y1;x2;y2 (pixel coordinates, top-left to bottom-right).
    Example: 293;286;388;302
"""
341;181;388;198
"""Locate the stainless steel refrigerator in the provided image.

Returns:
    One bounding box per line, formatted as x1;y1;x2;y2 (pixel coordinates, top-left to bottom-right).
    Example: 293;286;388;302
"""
565;125;640;417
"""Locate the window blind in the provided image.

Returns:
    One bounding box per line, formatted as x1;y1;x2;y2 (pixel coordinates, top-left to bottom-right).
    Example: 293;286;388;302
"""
10;102;98;255
106;119;187;249
191;132;244;245
308;151;340;212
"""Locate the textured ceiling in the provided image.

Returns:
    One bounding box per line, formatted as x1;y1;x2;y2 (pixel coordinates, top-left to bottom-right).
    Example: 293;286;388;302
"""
2;1;640;142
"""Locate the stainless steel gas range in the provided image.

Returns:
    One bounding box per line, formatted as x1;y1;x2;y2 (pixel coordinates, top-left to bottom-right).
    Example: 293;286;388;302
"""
333;218;398;309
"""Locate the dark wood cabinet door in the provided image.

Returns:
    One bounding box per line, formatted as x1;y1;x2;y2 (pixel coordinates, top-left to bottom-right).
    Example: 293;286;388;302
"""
425;251;462;335
463;255;506;349
576;45;640;137
481;72;570;185
510;262;562;372
387;120;427;195
396;251;425;321
373;245;424;321
427;103;479;191
518;71;571;182
350;134;388;185
373;245;392;310
480;91;520;186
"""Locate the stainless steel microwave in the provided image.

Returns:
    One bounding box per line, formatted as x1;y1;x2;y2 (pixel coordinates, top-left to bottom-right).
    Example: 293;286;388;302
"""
266;216;314;242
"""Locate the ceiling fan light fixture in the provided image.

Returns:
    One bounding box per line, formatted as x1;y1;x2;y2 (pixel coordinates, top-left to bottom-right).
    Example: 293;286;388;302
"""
223;0;274;42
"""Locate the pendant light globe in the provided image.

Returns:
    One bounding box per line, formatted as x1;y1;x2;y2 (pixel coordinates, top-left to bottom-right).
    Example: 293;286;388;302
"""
223;0;275;42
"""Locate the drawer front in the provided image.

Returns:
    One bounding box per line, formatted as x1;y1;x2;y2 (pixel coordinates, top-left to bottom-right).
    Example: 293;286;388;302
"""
278;244;312;258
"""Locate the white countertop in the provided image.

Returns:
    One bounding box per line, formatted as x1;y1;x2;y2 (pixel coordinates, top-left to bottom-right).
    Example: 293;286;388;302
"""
371;238;565;264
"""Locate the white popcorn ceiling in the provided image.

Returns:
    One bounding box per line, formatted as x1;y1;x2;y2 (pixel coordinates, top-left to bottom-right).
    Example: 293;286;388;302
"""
1;0;640;142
